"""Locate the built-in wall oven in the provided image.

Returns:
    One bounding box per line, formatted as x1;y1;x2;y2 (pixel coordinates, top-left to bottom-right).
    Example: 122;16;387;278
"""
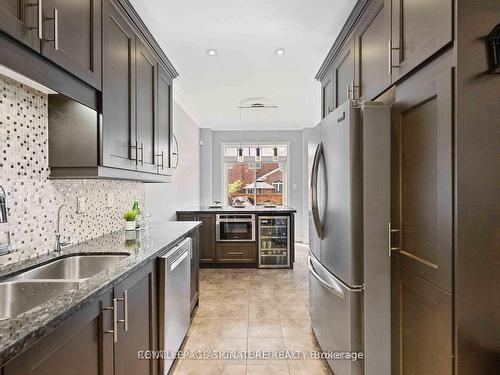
216;214;255;241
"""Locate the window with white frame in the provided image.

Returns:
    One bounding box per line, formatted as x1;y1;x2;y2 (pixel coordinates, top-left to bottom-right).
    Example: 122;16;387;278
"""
223;144;288;206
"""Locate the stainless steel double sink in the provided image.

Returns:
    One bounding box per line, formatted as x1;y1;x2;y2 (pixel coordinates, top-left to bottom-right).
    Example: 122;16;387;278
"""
0;254;129;320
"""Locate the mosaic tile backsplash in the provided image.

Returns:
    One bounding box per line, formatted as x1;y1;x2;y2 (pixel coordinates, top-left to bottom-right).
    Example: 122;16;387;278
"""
0;74;145;266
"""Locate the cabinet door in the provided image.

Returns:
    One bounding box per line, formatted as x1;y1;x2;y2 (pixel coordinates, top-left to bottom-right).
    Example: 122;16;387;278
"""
0;0;40;50
3;289;114;375
198;214;216;263
332;35;355;108
41;0;101;89
392;268;453;375
157;63;173;175
321;68;334;118
135;37;158;174
101;0;137;171
114;261;157;375
354;0;392;101
391;57;454;375
391;0;453;80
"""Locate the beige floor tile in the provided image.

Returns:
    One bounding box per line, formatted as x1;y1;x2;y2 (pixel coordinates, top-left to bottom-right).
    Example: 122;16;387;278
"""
246;364;290;375
181;334;213;351
215;319;249;338
187;318;217;338
249;303;281;320
204;364;247;375
208;337;248;365
280;319;314;338
170;359;206;375
279;305;310;320
218;303;249;319
288;362;332;375
195;303;220;319
247;338;287;365
284;334;321;352
248;319;283;338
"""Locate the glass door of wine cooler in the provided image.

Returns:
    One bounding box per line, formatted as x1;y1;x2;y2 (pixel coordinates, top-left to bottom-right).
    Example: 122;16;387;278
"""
258;216;290;268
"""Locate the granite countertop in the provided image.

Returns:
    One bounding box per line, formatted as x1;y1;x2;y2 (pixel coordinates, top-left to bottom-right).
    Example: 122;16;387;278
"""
177;205;297;213
0;221;200;367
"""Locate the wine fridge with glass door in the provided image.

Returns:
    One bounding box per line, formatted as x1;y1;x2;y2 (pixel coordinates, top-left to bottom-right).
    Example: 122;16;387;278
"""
258;216;290;268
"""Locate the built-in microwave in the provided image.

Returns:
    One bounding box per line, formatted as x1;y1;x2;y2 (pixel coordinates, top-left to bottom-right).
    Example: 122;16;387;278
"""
216;214;255;242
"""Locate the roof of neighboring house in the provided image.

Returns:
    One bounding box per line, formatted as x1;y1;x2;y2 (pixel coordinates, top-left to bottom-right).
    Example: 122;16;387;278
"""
243;181;275;190
257;167;282;180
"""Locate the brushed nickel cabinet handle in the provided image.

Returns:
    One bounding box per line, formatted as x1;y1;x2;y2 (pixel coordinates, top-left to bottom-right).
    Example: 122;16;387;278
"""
155;151;164;171
388;222;400;257
45;9;58;50
228;252;245;255
388;40;400;75
28;0;43;39
139;142;144;166
103;298;118;343
116;291;128;331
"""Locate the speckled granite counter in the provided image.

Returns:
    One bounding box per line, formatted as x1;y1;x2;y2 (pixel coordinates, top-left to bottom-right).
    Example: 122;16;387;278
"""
177;206;297;214
0;221;200;366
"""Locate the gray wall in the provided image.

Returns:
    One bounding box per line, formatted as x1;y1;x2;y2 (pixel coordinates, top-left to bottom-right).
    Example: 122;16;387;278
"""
200;129;306;241
145;101;200;221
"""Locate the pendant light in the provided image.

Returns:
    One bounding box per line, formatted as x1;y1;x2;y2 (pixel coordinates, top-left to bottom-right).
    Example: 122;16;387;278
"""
272;106;279;162
255;105;261;162
237;108;244;162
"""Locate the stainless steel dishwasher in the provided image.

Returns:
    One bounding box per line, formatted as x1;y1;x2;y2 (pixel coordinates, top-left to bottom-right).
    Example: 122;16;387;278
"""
159;237;191;374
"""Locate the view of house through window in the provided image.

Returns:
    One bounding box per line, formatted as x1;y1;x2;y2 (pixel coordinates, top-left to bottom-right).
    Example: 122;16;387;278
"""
224;144;288;206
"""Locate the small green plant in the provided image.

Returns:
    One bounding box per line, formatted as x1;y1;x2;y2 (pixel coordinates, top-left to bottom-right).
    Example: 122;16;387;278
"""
123;210;137;221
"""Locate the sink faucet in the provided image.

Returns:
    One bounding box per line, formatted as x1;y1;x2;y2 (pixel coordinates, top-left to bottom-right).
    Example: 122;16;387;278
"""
55;204;72;252
0;185;14;257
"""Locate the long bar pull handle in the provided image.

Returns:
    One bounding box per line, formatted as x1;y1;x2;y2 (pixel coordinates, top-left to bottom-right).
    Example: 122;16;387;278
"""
103;298;118;343
388;41;400;75
388;222;400;257
37;0;43;40
139;143;144;166
53;9;58;50
116;291;128;331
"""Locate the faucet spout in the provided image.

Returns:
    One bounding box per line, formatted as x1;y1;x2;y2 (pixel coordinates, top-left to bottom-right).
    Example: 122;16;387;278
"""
55;204;72;252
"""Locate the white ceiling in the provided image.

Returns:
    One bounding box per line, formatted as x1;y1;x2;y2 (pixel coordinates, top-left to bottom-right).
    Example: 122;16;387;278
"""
130;0;355;130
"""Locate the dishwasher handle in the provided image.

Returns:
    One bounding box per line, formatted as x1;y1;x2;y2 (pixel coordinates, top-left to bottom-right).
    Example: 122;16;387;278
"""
170;249;189;271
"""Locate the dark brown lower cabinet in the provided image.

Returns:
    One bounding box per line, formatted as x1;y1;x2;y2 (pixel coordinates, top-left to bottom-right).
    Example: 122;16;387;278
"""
2;260;157;375
177;213;216;264
216;242;257;264
3;289;114;375
114;261;157;375
392;269;453;375
189;229;200;313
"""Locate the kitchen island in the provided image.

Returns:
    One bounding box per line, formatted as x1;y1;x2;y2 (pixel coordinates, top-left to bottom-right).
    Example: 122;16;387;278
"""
177;206;296;268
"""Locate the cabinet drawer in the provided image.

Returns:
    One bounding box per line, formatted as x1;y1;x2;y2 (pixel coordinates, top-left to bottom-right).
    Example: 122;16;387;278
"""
216;243;256;263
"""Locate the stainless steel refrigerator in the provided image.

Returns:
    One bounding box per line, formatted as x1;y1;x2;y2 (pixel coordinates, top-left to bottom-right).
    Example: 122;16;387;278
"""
308;100;391;375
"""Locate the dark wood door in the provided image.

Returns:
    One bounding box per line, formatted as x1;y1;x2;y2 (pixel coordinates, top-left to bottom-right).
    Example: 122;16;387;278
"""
332;34;355;107
3;289;114;375
391;60;454;374
101;0;137;171
41;0;101;89
0;0;40;50
114;261;157;375
391;0;453;80
157;63;172;175
321;69;334;118
354;0;392;101
135;37;158;174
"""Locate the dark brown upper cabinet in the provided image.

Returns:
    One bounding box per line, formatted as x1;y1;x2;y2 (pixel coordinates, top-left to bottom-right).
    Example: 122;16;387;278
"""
157;64;173;174
332;34;355;108
390;0;453;80
135;37;158;174
354;0;392;101
0;0;41;51
321;68;334;118
40;0;101;89
102;0;137;172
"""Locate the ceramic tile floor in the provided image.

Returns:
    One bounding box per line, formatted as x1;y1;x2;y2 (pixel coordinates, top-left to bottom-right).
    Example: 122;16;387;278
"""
170;243;332;375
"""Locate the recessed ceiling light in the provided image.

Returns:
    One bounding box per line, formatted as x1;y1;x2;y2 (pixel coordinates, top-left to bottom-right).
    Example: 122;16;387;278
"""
274;48;286;56
206;49;218;56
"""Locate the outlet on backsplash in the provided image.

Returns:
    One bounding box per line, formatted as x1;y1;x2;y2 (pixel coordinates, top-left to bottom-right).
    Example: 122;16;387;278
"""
76;196;86;214
0;73;145;266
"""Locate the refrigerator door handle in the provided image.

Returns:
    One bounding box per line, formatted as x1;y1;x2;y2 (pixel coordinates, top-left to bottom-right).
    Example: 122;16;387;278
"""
309;254;364;292
310;143;324;239
309;256;345;299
